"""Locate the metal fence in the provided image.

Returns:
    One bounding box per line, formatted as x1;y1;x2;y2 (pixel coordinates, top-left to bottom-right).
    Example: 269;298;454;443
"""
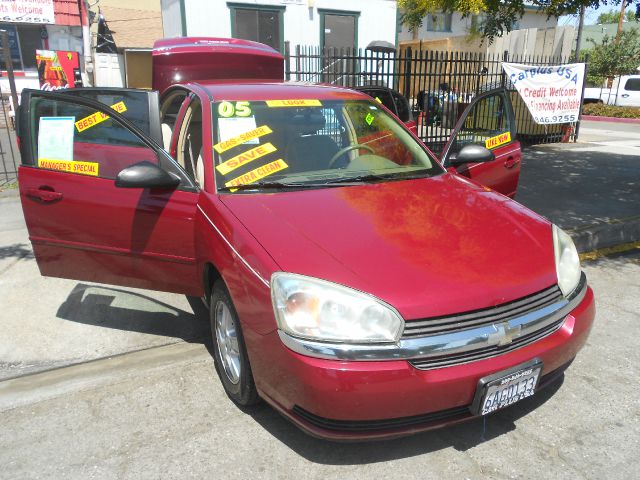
285;45;577;154
0;82;19;186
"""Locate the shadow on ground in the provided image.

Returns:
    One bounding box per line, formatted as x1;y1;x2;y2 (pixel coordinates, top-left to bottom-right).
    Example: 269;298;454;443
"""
56;283;210;343
0;243;34;261
517;147;640;229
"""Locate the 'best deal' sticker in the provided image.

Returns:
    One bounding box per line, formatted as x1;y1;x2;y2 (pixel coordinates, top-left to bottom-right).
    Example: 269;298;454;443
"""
75;101;127;133
225;159;288;188
485;131;511;149
38;159;99;176
216;143;277;175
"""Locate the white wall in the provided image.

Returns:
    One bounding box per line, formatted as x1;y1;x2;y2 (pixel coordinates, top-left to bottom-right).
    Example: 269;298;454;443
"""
161;0;183;38
398;10;558;42
172;0;397;50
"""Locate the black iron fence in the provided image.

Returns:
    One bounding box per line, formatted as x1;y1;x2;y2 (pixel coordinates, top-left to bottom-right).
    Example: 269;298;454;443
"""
285;45;578;154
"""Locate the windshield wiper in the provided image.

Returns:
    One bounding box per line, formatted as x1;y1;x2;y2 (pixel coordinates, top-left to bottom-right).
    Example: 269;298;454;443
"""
218;181;330;191
324;171;431;184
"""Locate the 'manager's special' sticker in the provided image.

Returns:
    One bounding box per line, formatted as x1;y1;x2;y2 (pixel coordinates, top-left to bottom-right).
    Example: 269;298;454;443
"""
214;125;272;154
216;143;277;175
265;99;322;107
38;159;99;176
225;159;288;188
485;131;511;149
75;101;127;133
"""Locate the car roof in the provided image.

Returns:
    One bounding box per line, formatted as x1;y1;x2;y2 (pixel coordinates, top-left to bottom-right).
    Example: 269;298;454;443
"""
192;80;370;102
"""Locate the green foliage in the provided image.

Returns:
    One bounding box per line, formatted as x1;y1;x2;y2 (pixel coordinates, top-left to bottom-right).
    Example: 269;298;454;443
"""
595;8;637;24
582;103;640;118
582;29;640;85
397;0;640;42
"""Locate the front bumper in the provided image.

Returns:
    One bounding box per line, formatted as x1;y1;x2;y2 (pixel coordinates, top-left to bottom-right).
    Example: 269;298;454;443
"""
253;283;595;441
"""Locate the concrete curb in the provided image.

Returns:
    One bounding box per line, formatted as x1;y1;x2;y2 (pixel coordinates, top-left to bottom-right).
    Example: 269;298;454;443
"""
581;115;640;124
568;215;640;253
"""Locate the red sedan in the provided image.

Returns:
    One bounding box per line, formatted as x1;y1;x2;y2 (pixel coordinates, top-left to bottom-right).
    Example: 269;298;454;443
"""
17;38;594;440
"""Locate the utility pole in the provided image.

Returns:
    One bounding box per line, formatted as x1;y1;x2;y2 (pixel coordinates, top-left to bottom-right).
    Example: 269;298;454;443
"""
575;5;585;61
615;0;626;44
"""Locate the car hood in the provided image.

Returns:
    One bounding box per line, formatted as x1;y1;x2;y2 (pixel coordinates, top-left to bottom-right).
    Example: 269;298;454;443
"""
220;173;558;320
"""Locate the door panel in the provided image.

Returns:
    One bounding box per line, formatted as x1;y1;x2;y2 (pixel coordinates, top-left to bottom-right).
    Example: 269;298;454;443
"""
442;89;521;197
18;89;202;295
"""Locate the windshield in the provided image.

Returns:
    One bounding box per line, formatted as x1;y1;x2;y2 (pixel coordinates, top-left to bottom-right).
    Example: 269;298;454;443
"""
211;99;443;192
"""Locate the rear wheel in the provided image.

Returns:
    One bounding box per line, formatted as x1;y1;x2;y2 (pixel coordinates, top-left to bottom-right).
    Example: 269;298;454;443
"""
210;280;260;406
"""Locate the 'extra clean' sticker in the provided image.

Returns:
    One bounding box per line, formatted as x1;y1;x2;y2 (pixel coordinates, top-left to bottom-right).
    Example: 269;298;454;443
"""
75;101;127;133
213;125;272;154
485;131;511;150
216;143;277;175
225;159;288;188
38;159;99;176
265;99;322;107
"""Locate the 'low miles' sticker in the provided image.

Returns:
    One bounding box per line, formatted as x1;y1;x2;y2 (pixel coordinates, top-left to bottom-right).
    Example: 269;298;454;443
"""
214;125;272;154
216;143;277;175
485;131;511;149
38;159;99;176
75;101;127;133
225;159;288;188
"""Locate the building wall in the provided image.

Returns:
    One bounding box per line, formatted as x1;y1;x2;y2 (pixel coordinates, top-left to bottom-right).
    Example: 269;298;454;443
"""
163;0;397;50
398;10;558;42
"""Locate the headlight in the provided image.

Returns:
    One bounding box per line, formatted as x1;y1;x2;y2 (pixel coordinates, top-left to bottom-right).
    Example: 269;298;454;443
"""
552;225;581;297
271;272;404;344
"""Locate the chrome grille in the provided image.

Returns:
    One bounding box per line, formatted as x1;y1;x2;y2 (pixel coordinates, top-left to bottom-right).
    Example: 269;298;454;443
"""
403;284;563;338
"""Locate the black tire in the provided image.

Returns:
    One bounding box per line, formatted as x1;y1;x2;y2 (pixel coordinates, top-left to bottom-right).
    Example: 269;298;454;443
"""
210;279;260;407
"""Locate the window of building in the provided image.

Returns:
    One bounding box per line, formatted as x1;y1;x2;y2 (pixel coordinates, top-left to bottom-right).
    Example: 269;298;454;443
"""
426;12;452;32
0;23;45;71
228;3;284;53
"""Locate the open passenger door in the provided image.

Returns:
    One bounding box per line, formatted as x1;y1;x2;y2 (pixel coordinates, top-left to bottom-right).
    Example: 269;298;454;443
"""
17;89;202;295
440;89;521;198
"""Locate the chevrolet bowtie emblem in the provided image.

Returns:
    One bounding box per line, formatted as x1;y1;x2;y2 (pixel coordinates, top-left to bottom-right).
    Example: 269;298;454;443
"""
489;322;522;347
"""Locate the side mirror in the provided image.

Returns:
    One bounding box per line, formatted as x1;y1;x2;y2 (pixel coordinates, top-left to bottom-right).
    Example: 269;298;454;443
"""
449;144;495;167
115;161;180;189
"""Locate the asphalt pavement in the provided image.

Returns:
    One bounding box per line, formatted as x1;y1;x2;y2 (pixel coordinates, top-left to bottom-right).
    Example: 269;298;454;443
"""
1;253;638;479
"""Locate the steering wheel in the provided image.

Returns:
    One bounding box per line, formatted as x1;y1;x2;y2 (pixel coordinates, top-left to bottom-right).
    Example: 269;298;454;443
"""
328;144;375;168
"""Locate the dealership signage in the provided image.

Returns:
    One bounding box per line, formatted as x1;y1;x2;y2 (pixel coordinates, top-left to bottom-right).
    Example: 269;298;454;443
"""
502;62;586;125
0;0;54;24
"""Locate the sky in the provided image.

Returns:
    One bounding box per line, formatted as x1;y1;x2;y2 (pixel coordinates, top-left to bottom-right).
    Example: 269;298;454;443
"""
559;4;633;27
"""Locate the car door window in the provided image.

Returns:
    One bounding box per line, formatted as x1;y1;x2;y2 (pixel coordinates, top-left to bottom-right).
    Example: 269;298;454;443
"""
28;94;190;184
391;90;411;122
60;88;162;144
176;99;203;186
446;93;512;160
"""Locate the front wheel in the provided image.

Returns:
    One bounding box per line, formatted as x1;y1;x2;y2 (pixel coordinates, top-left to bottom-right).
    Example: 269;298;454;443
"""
210;280;260;407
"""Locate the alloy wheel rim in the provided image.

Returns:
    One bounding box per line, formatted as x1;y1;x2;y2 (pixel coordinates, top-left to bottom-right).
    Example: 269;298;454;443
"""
214;301;241;385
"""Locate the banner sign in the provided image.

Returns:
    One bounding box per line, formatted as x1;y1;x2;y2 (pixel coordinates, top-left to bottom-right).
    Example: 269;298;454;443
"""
36;50;82;91
502;63;585;124
0;0;55;24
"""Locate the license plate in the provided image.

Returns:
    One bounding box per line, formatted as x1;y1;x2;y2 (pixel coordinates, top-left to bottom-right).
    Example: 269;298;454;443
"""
471;359;543;416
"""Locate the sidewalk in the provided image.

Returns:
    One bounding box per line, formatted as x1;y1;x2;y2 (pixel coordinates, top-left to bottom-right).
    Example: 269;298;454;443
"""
516;122;640;253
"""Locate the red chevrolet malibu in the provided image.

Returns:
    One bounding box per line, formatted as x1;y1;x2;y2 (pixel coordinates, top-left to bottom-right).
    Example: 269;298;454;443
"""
17;38;594;440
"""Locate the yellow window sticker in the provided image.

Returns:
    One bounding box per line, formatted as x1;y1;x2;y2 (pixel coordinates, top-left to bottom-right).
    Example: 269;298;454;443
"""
225;159;289;188
485;131;511;149
265;99;322;107
213;125;272;154
216;142;277;175
38;159;99;176
75;101;127;133
365;112;375;126
218;101;252;118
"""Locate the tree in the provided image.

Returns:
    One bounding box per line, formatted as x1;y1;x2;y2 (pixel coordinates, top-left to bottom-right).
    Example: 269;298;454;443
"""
595;8;637;24
398;0;640;42
583;29;640;85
